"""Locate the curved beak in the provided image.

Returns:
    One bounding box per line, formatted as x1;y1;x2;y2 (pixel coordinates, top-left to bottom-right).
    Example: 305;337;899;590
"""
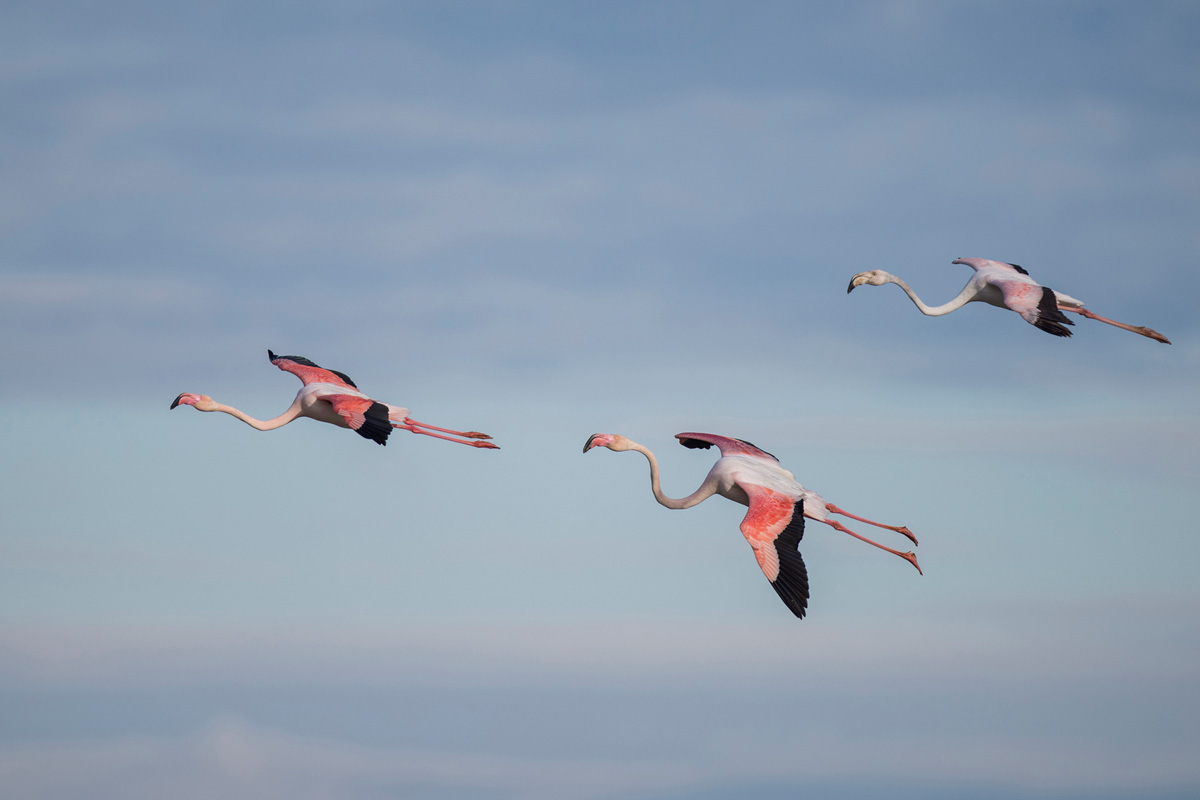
170;393;186;410
583;434;600;453
846;276;860;294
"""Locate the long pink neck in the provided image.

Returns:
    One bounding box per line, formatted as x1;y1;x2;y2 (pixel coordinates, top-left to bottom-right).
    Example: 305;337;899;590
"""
629;442;717;510
214;402;300;431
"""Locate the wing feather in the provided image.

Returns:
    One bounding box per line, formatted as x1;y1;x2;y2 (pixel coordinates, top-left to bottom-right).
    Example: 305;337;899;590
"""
323;393;392;445
739;484;809;619
676;432;778;462
996;282;1074;337
268;350;359;389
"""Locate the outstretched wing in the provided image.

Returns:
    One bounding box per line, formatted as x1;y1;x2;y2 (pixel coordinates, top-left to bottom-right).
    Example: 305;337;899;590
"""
995;280;1075;338
268;350;360;389
676;432;779;462
738;483;809;619
955;257;1029;276
321;392;393;445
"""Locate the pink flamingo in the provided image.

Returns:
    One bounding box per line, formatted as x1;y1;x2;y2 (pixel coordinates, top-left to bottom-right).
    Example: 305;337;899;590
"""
171;350;499;448
848;257;1171;343
583;432;919;619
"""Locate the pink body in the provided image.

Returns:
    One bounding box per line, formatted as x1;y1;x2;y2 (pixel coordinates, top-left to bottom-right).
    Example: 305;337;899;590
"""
583;431;921;619
848;257;1169;342
171;350;499;449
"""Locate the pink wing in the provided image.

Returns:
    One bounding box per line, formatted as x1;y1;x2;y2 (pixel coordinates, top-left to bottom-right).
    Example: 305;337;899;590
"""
994;279;1075;338
738;483;809;619
268;350;359;390
675;432;778;462
321;392;394;446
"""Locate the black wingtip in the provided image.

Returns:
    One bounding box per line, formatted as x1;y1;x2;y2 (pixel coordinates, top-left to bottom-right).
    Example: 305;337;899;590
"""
769;501;809;619
1034;287;1075;338
352;401;393;446
268;349;277;361
771;558;809;619
1034;318;1075;338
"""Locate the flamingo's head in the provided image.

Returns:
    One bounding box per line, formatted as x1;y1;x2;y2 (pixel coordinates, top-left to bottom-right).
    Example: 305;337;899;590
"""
847;270;892;293
952;257;987;268
171;393;217;411
583;433;632;453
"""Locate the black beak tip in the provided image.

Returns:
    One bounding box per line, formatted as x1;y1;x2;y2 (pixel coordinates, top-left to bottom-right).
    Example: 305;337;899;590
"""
583;434;598;453
170;394;184;410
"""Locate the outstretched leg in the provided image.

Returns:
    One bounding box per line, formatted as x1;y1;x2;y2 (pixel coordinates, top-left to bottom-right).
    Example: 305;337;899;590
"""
825;502;917;546
811;516;922;575
404;418;493;439
395;423;500;448
1059;306;1171;344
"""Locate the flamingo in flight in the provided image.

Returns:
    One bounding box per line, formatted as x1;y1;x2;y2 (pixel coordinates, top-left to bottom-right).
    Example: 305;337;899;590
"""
583;432;920;619
171;350;499;449
847;258;1171;343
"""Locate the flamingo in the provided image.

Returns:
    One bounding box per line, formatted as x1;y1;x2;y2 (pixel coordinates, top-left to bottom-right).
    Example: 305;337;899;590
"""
171;350;499;448
847;257;1171;343
582;432;920;619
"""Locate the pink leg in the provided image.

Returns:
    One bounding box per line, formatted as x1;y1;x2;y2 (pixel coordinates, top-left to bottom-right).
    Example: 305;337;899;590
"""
404;418;493;439
1059;306;1171;344
813;517;922;575
396;424;500;449
825;502;917;546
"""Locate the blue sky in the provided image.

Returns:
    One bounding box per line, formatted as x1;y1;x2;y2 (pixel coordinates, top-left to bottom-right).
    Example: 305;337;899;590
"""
2;2;1199;798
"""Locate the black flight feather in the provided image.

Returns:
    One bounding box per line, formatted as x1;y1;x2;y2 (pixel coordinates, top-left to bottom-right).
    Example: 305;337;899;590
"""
678;436;779;461
1032;286;1075;338
328;369;359;388
353;401;392;445
768;500;809;619
268;350;359;388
